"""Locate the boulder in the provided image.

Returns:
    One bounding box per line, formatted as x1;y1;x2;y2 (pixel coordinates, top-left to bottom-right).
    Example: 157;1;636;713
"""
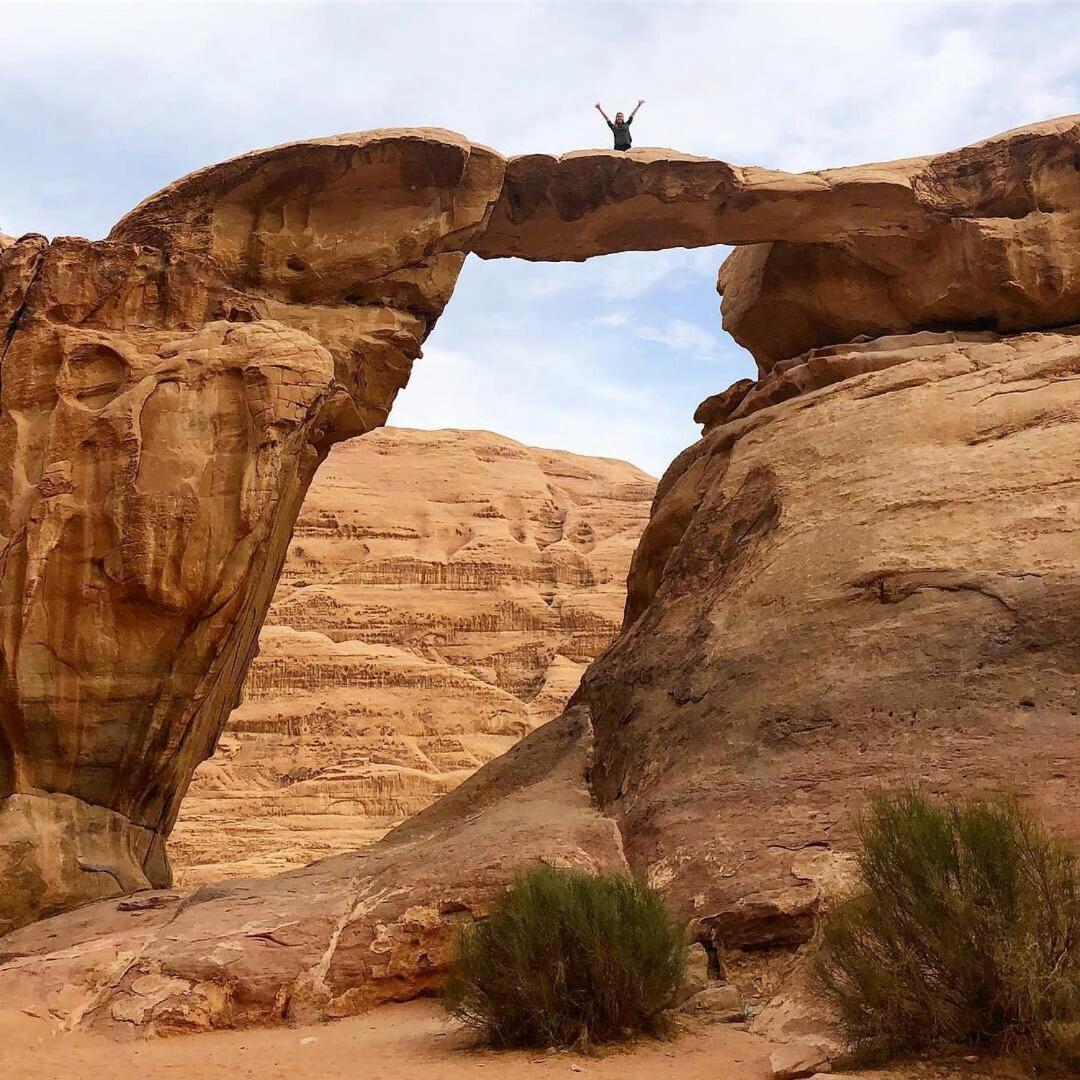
679;983;744;1023
677;942;711;1002
769;1043;832;1079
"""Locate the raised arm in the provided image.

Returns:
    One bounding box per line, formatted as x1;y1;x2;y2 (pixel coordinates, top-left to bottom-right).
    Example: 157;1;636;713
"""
595;101;612;124
629;98;645;120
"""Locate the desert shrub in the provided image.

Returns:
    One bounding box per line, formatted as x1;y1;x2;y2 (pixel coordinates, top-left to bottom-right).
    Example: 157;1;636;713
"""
814;789;1080;1069
444;864;685;1049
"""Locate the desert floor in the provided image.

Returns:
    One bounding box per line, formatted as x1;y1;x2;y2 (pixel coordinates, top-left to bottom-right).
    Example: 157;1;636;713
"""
2;998;1023;1080
3;999;779;1080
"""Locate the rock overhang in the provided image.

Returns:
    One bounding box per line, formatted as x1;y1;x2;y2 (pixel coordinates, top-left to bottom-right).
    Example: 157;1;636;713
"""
15;114;1080;381
107;113;1080;375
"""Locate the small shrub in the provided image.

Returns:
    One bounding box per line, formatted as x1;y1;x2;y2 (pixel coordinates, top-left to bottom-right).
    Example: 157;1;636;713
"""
814;789;1080;1069
444;864;685;1049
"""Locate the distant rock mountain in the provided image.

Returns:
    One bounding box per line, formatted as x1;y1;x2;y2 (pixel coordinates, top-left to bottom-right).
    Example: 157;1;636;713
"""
169;428;655;882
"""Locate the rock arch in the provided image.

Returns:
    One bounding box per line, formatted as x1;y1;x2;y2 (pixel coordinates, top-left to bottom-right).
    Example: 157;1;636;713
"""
2;116;1080;933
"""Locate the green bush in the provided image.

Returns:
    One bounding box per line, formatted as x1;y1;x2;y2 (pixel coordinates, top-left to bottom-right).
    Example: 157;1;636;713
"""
444;864;685;1049
814;789;1080;1069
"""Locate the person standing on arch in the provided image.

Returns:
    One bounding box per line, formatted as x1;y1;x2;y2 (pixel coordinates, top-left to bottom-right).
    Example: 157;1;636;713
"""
595;99;645;151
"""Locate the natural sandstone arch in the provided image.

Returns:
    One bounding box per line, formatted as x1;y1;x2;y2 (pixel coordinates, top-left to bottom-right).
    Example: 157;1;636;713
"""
3;117;1080;934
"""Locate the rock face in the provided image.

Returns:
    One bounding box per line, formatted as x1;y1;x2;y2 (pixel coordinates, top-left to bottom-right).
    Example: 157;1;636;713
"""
169;428;653;882
718;116;1080;371
5;116;1080;1031
588;323;1080;945
0;705;626;1033
7;319;1080;1036
0;131;504;930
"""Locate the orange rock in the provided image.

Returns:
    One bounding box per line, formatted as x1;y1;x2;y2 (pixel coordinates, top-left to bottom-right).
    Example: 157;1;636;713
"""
597;325;1080;948
169;428;653;883
0;705;626;1034
0;131;503;930
7;318;1080;1038
719;117;1080;370
7;115;1080;1026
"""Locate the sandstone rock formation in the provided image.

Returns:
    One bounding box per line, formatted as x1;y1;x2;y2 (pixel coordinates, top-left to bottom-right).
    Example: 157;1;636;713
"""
4;116;1080;1034
0;131;508;930
6;317;1080;1036
718;116;1080;370
590;323;1080;945
475;117;1080;381
0;704;625;1033
169;428;653;882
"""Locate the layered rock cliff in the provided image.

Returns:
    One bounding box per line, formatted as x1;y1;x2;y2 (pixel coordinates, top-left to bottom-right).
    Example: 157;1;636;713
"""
169;428;653;882
4;117;1080;1035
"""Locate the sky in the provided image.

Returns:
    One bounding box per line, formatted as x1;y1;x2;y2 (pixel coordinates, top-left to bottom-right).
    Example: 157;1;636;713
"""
3;0;1079;477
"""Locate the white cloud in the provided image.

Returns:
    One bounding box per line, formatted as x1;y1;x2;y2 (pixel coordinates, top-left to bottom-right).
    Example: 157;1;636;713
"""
10;2;1074;239
391;340;694;477
589;248;722;302
637;318;720;358
594;312;630;328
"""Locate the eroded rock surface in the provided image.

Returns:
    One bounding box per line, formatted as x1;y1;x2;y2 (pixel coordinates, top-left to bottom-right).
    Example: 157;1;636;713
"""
7;321;1080;1036
0;131;504;929
719;116;1080;369
474;117;1080;380
169;428;653;882
5;116;1080;1034
601;324;1080;945
0;706;625;1033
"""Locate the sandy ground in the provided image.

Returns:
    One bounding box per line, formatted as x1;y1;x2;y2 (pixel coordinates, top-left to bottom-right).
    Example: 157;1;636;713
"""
1;1000;778;1080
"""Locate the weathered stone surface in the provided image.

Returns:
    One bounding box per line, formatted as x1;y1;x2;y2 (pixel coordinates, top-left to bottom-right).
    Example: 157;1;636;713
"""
0;705;625;1034
769;1043;832;1080
470;148;932;261
0;131;505;929
169;428;653;883
720;117;1080;370
477;118;1080;380
452;116;1080;378
677;942;711;1003
750;957;842;1061
108;128;506;440
679;983;744;1023
596;325;1080;946
6;116;1080;1039
8;320;1080;1037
